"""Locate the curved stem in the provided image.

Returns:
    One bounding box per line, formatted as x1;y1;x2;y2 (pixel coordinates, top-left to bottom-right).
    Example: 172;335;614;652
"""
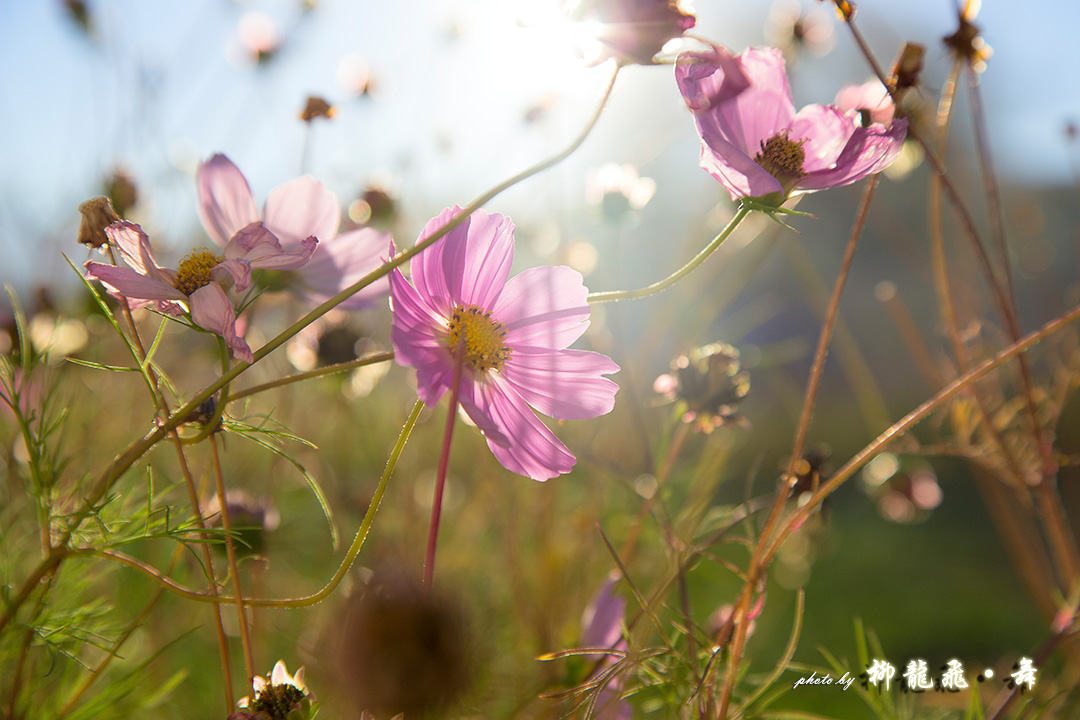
587;205;751;304
88;399;425;608
0;63;620;637
210;434;255;685
717;176;878;718
228;352;394;402
763;301;1080;570
842;16;1078;583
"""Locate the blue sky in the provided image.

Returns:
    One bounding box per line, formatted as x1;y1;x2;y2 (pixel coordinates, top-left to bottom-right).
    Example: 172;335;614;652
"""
1;0;1077;295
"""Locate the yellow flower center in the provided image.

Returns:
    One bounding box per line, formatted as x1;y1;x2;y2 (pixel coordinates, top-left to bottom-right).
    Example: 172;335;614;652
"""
754;130;807;190
446;304;510;373
174;249;223;296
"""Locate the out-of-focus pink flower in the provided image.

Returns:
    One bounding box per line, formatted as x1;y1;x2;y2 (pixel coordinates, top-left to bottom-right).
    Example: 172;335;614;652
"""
834;81;895;126
389;207;619;481
581;572;631;720
676;46;908;202
571;0;696;66
85;222;313;363
197;154;390;310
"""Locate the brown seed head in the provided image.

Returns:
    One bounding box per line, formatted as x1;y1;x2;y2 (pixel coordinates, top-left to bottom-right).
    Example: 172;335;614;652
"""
77;197;120;247
300;95;335;122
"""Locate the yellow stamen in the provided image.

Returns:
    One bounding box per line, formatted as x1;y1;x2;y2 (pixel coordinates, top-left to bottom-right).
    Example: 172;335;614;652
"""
754;130;807;190
174;249;224;296
446;304;511;373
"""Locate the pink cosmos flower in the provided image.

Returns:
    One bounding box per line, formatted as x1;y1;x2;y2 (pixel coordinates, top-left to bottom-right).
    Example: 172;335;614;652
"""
197;154;390;310
389;207;619;481
676;46;907;201
85;221;316;363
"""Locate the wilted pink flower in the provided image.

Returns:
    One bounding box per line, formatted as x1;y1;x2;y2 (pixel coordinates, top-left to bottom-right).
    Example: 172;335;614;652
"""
676;46;907;202
197;154;390;310
834;81;895;126
389;207;619;481
85;222;315;363
571;0;696;66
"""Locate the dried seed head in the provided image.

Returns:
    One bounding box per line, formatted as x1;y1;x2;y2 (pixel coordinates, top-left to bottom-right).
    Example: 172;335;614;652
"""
77;197;120;248
891;42;925;93
300;95;335;122
104;169;138;217
657;342;751;432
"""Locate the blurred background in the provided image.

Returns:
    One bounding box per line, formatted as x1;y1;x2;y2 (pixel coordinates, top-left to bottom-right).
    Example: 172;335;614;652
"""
3;0;1080;718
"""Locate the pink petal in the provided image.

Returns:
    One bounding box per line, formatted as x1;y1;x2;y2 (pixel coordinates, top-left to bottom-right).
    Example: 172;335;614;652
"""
246;235;318;271
213;259;252;292
299;228;390;310
263;175;342;251
725;47;796;151
196;154;259;247
411;207;515;313
389;267;450;368
582;572;626;651
502;348;619;420
189;283;253;363
410;208;459;315
679;47;796;199
788;104;856;173
224;222;282;259
456;376;510;448
675;47;750;112
449;210;515;310
413;353;454;406
691;47;794;159
799;118;908;190
85;261;186;303
696;135;783;200
834;81;895;125
106;222;152;273
471;375;577;481
493;266;590;350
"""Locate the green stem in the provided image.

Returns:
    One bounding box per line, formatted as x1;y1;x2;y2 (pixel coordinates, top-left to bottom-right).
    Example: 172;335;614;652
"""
0;63;619;637
228;352;394;403
587;204;751;304
88;399;425;608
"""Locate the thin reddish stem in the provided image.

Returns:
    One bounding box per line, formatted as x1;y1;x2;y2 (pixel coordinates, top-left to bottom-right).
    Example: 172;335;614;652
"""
211;434;256;686
717;175;879;718
424;345;466;593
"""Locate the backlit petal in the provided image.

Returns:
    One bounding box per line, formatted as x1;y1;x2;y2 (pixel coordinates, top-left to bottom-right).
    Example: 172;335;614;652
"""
502;348;619;420
799;118;908;190
264;175;341;250
494;266;590;350
196;154;259;247
789;104;855;173
472;376;576;481
189;283;253;363
299;227;390;309
85;261;186;303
